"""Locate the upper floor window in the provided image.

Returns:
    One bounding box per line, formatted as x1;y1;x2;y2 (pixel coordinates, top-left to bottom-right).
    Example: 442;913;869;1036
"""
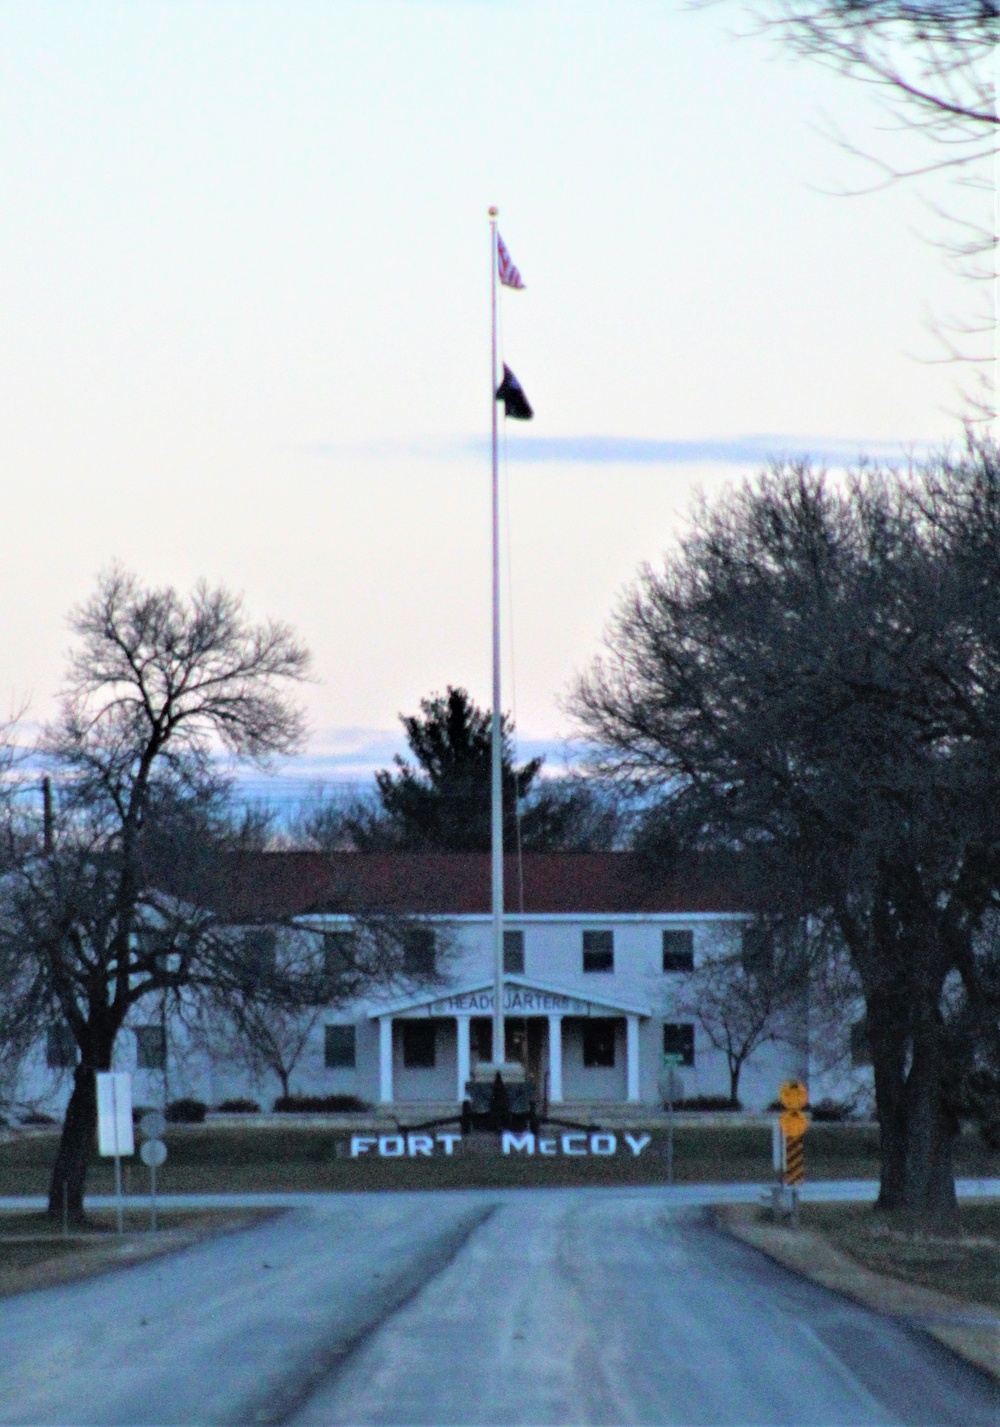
323;931;355;978
662;930;694;972
241;928;277;980
741;924;774;977
662;1021;695;1067
135;1024;167;1071
503;929;525;974
46;1024;77;1070
402;927;436;976
582;930;614;973
325;1023;356;1069
850;1017;872;1067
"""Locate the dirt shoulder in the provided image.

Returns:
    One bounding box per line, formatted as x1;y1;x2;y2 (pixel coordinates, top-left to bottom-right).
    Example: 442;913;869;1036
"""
0;1208;278;1301
715;1201;1000;1383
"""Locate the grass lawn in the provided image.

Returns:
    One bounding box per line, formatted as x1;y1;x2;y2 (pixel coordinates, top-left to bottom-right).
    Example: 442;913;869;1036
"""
797;1199;1000;1310
0;1206;274;1296
1;1122;996;1195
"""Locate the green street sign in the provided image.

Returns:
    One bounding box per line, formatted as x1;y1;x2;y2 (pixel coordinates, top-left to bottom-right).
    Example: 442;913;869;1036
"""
662;1053;684;1067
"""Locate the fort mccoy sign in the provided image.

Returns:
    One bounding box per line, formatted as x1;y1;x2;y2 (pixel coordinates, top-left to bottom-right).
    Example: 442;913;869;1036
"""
349;1131;652;1158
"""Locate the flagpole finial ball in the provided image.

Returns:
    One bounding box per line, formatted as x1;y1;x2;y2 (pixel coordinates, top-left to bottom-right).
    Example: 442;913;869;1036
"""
488;206;499;217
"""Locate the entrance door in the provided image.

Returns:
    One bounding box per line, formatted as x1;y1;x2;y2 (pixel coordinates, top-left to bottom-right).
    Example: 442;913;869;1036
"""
504;1018;527;1067
504;1018;546;1092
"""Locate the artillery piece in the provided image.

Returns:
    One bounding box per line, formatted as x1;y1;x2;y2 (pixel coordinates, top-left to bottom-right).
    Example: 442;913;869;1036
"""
460;1061;539;1136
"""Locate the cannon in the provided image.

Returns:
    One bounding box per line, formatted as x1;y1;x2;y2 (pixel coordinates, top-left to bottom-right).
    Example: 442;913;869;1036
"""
460;1062;539;1136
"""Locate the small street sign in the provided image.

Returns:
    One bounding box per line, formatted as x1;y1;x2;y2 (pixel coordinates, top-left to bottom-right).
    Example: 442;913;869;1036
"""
778;1080;808;1112
779;1108;809;1139
95;1072;132;1236
139;1136;168;1232
140;1138;167;1169
784;1133;805;1187
96;1072;134;1157
662;1053;684;1067
139;1111;166;1141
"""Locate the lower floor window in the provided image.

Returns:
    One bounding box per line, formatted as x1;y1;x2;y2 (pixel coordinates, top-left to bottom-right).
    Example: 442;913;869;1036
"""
662;1022;695;1067
135;1024;167;1070
582;1018;617;1068
325;1024;356;1069
46;1024;77;1069
402;1022;436;1069
850;1018;872;1067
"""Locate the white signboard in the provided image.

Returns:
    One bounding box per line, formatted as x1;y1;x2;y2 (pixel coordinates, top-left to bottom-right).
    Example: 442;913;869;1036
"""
96;1072;134;1157
403;987;600;1019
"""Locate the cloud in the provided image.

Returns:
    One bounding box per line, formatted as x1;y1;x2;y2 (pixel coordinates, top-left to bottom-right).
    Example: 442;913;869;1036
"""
304;434;928;468
462;434;926;467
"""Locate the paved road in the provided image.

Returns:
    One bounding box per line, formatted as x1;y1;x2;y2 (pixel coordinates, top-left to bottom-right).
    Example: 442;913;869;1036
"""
0;1189;996;1426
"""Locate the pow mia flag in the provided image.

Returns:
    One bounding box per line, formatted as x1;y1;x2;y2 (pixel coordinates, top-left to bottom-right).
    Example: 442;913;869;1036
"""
495;364;533;421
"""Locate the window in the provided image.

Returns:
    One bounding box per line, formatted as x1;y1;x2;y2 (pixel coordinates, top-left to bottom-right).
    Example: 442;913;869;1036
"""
323;932;355;978
662;930;694;972
402;1022;436;1068
662;1022;695;1068
46;1024;77;1069
403;928;436;976
241;928;277;979
582;1018;617;1067
135;1024;167;1071
741;924;774;977
325;1024;356;1069
134;927;170;973
582;929;614;973
503;929;525;974
850;1018;872;1067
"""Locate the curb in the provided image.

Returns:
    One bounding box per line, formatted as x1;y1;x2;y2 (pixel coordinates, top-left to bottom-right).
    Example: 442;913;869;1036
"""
714;1204;1000;1383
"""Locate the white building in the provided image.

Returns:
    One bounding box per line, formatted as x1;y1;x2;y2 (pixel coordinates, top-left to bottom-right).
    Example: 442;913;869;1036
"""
16;852;864;1117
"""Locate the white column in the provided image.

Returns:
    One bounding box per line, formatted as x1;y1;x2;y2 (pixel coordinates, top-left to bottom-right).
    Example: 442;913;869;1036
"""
378;1017;394;1104
626;1015;641;1103
456;1017;471;1102
547;1015;563;1103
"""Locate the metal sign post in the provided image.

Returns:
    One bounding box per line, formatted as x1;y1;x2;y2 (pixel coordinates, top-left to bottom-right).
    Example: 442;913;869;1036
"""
662;1053;684;1186
96;1072;134;1234
138;1111;168;1232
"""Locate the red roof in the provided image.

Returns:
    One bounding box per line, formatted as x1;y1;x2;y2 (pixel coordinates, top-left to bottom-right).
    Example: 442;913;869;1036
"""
214;851;755;920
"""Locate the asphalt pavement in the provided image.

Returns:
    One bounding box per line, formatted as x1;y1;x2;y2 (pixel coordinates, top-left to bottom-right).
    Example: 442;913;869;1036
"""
0;1187;997;1426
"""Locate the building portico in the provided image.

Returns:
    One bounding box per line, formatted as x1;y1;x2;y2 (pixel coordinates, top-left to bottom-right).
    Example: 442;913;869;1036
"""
371;975;650;1107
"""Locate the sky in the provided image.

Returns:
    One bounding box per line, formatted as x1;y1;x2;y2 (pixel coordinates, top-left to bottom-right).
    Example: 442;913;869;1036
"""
0;1;990;800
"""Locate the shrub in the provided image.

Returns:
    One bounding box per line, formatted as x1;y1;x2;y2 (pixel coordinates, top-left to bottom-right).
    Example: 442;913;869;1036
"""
809;1098;853;1122
666;1095;742;1112
272;1094;370;1114
216;1098;261;1114
165;1097;208;1123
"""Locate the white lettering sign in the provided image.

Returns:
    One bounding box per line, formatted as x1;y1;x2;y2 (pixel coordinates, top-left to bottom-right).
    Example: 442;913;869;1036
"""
350;1132;462;1158
347;1131;652;1159
624;1133;651;1156
415;988;596;1017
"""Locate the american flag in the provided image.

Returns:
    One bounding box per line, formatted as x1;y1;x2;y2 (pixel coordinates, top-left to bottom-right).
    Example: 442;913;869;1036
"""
497;233;525;289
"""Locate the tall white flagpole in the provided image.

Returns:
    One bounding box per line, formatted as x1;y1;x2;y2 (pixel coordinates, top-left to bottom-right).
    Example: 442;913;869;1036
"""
488;205;505;1071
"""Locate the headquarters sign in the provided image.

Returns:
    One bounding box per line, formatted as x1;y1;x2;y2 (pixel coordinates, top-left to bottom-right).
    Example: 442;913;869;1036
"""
421;988;591;1017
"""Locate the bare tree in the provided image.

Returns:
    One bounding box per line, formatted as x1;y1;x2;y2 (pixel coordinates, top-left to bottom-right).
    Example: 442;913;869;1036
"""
573;439;1000;1227
678;921;806;1104
718;0;998;413
0;568;311;1221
